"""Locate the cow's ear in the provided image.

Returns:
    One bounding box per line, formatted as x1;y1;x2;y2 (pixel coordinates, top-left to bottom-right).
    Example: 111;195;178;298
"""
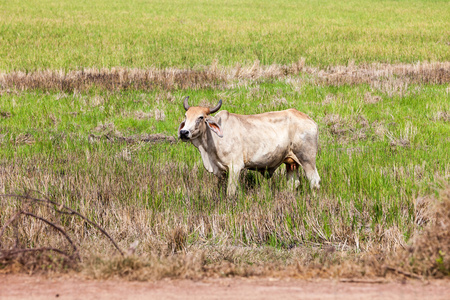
206;119;223;137
178;121;185;134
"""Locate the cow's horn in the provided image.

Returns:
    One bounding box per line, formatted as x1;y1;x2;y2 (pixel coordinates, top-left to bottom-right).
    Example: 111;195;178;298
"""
183;96;190;111
209;99;222;114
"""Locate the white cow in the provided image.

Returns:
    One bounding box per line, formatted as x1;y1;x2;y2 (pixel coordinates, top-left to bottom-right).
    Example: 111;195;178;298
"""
178;97;320;197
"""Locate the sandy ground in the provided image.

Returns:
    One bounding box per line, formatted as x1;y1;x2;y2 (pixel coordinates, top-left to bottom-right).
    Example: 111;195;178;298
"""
0;275;449;300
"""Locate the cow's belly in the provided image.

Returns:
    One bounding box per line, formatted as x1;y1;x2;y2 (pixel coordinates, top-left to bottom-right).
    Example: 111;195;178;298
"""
243;146;288;170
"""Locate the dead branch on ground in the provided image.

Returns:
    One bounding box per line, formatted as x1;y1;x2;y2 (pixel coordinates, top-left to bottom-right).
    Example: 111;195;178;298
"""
0;191;124;266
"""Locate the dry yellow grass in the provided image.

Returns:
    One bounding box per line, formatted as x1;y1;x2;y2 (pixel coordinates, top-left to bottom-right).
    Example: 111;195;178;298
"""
1;61;449;93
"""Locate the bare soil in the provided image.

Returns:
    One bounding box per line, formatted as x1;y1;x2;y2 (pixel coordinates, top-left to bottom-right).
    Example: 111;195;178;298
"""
0;275;448;300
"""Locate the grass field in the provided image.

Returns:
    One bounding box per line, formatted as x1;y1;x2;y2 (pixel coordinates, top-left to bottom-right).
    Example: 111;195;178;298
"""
1;0;449;70
0;0;449;279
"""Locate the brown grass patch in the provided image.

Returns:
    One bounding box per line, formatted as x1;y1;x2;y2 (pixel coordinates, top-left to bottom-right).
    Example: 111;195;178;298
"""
12;133;35;145
322;113;374;143
0;111;12;118
432;111;450;122
124;109;166;121
364;92;383;104
1;61;448;93
392;187;450;278
386;122;417;149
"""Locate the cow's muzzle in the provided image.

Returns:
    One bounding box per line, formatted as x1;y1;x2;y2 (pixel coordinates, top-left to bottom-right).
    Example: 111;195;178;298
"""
179;130;190;141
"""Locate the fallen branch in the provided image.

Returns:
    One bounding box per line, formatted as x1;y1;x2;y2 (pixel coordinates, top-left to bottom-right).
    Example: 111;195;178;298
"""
0;191;124;256
0;210;78;262
21;211;79;260
385;266;423;280
0;191;124;262
1;247;73;259
340;278;387;284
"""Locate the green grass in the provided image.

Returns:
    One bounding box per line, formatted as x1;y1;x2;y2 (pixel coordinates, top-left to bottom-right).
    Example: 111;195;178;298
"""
1;0;449;71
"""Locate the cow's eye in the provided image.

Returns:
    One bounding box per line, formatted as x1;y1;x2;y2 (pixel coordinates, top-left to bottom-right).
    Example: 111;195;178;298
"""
198;116;204;121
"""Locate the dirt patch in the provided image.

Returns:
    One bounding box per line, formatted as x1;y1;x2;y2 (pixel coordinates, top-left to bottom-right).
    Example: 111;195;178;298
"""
0;275;448;300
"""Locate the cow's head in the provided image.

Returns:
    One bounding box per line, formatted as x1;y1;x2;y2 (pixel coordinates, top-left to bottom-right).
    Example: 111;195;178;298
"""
178;96;223;141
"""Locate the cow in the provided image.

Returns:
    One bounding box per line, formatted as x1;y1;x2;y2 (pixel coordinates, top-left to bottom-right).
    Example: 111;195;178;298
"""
177;96;320;197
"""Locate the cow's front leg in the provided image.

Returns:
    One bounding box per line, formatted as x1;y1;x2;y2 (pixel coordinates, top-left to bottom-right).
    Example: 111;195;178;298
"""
217;173;227;197
226;165;242;198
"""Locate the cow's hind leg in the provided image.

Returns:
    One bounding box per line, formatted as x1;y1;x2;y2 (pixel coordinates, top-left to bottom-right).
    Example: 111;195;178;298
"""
285;163;300;189
299;159;320;190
